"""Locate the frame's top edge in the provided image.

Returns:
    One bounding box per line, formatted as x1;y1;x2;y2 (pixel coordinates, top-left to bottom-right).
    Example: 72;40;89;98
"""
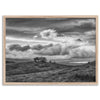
3;15;98;18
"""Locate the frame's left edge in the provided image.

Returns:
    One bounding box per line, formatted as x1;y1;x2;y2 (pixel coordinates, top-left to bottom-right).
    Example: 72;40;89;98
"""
3;16;6;85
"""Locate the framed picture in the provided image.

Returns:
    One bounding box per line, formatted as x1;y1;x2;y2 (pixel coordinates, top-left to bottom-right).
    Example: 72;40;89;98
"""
3;16;98;85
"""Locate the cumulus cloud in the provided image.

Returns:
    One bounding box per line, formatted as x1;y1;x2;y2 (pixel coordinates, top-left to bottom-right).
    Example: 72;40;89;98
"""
33;42;95;59
6;50;35;58
7;35;95;58
84;30;96;35
9;44;31;51
34;44;61;55
6;42;95;59
40;29;58;39
33;43;76;56
32;44;53;50
70;45;95;58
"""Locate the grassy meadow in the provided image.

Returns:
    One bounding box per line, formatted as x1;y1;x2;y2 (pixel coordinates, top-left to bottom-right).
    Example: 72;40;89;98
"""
6;58;96;82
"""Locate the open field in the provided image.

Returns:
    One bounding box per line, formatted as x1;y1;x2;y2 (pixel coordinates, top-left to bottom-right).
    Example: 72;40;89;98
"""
6;58;96;82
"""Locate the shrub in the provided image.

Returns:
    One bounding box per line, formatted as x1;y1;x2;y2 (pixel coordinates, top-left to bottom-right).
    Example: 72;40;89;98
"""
34;57;47;63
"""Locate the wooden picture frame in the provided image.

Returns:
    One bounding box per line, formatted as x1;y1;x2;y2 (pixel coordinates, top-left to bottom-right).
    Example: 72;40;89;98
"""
3;15;98;85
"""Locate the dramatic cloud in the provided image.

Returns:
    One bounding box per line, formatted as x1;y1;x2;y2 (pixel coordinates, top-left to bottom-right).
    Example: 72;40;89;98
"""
70;45;95;58
34;44;61;55
9;44;30;51
84;30;96;35
6;18;96;40
32;43;53;50
77;19;96;27
6;42;96;60
6;50;35;58
6;18;96;62
33;42;95;58
40;29;58;39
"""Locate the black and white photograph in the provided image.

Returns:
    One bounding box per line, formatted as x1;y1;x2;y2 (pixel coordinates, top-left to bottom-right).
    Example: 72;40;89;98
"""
4;16;98;84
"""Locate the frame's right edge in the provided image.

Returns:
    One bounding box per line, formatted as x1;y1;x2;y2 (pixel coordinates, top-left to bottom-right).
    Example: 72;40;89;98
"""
96;15;98;84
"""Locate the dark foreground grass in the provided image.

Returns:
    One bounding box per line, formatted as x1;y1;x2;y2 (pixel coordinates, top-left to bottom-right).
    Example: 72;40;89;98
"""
6;58;96;82
68;74;95;82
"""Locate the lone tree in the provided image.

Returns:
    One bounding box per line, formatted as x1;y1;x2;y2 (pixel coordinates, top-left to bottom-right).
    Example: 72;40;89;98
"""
34;57;39;63
34;57;47;63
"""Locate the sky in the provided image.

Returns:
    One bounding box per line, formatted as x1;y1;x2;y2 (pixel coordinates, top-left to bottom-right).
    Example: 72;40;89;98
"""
6;18;96;63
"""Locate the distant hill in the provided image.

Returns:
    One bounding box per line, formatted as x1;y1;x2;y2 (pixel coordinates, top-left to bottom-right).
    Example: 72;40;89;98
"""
88;61;96;66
